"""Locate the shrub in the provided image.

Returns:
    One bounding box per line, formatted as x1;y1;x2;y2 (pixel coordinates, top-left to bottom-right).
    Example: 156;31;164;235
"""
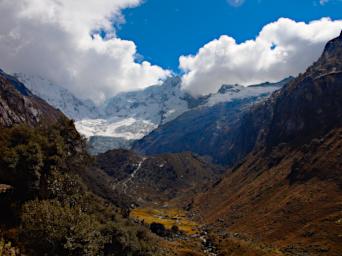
150;223;166;237
47;171;86;207
0;239;19;256
1;122;161;256
20;200;109;256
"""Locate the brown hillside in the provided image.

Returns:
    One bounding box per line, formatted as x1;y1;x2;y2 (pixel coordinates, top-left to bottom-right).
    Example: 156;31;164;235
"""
96;149;223;206
192;32;342;255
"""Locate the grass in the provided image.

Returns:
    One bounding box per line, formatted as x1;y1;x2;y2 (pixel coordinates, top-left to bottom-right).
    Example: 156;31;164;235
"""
130;208;199;235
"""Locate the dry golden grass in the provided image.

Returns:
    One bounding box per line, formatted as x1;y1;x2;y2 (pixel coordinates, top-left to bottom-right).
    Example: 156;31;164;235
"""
130;207;199;235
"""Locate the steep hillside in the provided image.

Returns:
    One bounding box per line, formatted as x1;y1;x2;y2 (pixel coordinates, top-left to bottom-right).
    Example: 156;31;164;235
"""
191;32;342;255
0;69;63;127
0;70;173;256
133;78;291;165
95;149;222;205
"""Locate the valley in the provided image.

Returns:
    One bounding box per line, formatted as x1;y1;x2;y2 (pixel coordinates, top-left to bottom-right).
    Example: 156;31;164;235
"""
0;11;341;256
130;208;198;235
94;31;342;255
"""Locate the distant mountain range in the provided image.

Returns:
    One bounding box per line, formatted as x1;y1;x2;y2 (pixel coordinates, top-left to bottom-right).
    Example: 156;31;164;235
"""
133;77;292;165
15;72;291;154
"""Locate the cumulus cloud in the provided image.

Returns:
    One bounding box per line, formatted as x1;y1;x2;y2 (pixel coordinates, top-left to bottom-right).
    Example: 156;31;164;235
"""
0;0;170;104
180;18;342;96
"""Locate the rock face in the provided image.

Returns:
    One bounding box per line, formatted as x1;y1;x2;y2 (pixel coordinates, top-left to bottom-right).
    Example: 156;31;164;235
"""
264;32;342;148
192;32;342;255
133;78;292;165
0;69;63;127
95;149;222;205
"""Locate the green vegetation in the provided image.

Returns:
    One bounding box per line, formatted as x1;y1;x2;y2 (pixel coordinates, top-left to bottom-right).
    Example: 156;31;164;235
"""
0;239;19;256
21;200;108;255
0;118;162;255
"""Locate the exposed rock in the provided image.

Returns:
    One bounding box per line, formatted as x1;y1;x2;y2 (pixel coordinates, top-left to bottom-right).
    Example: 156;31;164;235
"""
0;69;63;128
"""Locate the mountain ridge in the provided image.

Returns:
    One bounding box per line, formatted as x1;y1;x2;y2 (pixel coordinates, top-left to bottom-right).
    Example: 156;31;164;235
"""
0;70;64;127
133;78;292;165
189;30;342;256
19;73;287;154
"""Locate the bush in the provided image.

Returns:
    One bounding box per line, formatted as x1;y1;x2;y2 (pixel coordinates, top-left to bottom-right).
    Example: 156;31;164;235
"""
21;199;161;256
150;223;166;237
1;122;161;256
47;171;86;207
20;200;109;256
0;239;19;256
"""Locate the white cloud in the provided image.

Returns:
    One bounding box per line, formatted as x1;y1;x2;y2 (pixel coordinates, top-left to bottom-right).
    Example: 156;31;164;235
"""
319;0;329;5
0;0;170;104
227;0;245;7
1;2;341;102
180;18;342;96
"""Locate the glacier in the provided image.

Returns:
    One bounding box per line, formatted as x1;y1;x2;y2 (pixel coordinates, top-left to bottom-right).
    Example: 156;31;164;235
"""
16;74;291;154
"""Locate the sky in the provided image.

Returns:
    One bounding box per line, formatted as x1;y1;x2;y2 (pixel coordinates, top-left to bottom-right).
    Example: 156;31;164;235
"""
119;0;342;70
0;0;341;102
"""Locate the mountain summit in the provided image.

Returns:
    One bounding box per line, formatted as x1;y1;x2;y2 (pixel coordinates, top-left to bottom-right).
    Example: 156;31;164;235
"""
19;72;286;154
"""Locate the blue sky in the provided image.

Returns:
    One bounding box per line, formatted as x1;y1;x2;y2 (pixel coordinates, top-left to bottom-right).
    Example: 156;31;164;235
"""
118;0;342;71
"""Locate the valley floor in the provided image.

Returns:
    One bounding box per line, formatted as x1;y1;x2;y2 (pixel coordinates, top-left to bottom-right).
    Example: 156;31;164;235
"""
128;206;303;256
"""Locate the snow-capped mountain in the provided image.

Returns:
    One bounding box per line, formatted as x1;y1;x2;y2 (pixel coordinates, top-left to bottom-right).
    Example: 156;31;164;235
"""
133;77;294;164
205;77;293;107
15;73;291;154
16;74;100;120
76;77;190;154
102;77;188;125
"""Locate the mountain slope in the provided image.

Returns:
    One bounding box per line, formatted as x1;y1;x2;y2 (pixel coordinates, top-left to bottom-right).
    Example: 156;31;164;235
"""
133;78;291;165
103;77;189;125
95;149;222;205
16;74;99;120
191;31;342;255
17;72;286;155
0;69;172;256
0;69;63;127
77;77;189;154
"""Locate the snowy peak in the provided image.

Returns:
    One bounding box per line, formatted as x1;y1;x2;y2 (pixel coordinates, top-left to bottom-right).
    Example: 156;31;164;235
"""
16;74;100;120
15;72;291;154
76;77;189;154
102;76;188;125
205;78;293;107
